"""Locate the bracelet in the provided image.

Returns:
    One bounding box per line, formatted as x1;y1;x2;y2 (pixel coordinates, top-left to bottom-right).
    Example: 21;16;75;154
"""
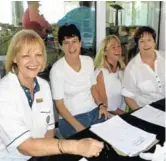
98;103;104;108
60;139;65;154
58;140;63;154
98;103;107;108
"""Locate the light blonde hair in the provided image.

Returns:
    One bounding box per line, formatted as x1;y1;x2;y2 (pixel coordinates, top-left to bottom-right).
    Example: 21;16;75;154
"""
94;35;125;71
5;29;47;73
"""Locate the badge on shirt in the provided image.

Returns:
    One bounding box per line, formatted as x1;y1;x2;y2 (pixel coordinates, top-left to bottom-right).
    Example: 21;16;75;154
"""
46;116;50;123
36;98;43;103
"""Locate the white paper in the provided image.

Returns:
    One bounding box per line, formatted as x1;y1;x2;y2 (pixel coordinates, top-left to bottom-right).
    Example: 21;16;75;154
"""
90;116;156;156
79;158;88;161
132;105;166;127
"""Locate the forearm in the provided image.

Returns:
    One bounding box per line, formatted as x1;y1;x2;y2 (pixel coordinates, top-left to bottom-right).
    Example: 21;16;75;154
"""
56;101;85;131
18;137;79;157
125;97;138;110
91;85;103;105
110;108;125;115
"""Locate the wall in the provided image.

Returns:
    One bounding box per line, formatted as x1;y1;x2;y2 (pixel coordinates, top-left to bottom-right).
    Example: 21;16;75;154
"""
96;1;106;50
159;1;165;53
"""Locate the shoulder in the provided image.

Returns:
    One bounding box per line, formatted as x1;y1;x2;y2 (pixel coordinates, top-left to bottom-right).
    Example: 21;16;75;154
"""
50;57;65;72
81;55;93;64
95;67;108;75
125;54;140;71
50;57;65;79
36;76;50;89
0;72;18;98
156;50;165;61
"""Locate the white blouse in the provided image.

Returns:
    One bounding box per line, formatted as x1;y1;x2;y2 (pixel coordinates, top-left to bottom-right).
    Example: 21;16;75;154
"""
95;68;126;112
122;50;165;107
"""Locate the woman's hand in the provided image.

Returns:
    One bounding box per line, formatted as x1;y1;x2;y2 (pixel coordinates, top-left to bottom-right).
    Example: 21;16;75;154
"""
77;138;104;158
99;105;110;120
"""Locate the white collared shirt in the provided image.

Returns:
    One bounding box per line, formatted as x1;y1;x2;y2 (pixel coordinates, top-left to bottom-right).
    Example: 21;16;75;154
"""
0;72;55;161
122;50;165;107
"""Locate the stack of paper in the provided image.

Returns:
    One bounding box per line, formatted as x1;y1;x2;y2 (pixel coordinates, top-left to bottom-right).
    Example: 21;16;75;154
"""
132;105;166;127
90;116;157;157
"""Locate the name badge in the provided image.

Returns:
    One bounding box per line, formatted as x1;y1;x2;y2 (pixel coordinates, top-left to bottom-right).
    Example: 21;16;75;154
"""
36;98;43;103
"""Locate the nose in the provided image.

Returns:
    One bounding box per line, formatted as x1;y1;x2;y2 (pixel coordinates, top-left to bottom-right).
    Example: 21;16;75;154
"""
115;46;121;53
29;55;39;65
68;42;75;51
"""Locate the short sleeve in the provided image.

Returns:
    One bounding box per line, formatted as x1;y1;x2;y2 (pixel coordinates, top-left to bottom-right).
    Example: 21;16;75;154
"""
49;66;65;100
122;67;137;99
0;97;30;152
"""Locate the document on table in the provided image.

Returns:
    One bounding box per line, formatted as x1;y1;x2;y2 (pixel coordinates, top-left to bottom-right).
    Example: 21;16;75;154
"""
132;105;166;127
90;115;157;157
79;158;88;161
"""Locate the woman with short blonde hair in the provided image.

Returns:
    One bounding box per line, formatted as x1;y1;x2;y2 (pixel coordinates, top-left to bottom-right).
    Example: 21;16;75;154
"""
5;29;47;74
0;29;104;161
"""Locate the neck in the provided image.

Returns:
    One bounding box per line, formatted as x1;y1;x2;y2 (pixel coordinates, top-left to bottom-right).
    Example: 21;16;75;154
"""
65;55;80;66
140;51;156;62
18;74;34;90
107;59;118;72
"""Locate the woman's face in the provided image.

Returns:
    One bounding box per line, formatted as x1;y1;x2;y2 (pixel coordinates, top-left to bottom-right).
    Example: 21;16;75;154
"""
62;36;81;59
13;43;44;81
105;38;122;62
138;33;155;55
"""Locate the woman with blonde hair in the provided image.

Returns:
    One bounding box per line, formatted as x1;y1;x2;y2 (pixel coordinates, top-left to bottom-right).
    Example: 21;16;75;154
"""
0;29;103;161
94;35;126;115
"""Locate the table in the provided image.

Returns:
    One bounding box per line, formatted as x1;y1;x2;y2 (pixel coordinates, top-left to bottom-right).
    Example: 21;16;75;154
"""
30;98;165;161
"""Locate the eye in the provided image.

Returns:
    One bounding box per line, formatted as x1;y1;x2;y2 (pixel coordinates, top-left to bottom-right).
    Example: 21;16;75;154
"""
22;55;29;58
36;53;42;57
73;40;78;43
63;41;69;45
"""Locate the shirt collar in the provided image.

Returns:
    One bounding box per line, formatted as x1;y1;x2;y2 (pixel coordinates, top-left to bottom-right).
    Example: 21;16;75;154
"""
136;50;159;64
19;77;40;93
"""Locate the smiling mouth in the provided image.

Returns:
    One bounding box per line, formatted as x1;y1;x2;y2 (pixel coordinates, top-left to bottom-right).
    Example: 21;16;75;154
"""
27;66;38;70
144;48;151;50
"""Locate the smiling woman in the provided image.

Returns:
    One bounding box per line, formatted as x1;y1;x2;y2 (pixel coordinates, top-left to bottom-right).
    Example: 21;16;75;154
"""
122;26;165;110
0;29;104;161
50;24;108;138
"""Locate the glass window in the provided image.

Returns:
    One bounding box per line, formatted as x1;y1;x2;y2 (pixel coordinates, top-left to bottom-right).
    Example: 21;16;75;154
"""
106;1;161;64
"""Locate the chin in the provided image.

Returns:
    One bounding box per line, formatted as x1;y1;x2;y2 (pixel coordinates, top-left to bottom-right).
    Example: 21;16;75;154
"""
26;72;38;79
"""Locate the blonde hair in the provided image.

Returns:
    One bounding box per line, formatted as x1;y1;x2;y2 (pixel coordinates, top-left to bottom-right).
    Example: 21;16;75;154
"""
5;29;47;73
94;35;125;71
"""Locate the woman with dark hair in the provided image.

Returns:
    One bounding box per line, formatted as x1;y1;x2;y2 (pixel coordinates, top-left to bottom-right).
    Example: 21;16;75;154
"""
50;24;109;138
122;26;165;110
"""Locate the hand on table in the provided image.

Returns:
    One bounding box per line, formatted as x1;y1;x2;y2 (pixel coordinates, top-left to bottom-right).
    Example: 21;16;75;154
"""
77;138;104;158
